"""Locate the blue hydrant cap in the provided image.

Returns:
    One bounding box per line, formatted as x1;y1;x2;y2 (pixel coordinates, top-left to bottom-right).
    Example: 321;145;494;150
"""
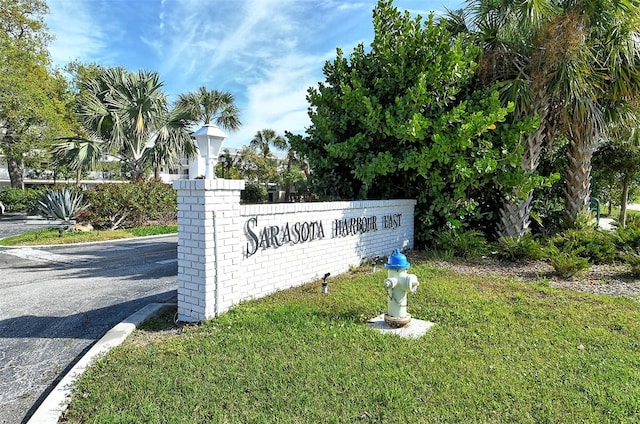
386;248;410;270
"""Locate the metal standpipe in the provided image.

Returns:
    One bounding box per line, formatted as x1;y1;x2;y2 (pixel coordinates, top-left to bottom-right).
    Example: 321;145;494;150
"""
383;249;419;328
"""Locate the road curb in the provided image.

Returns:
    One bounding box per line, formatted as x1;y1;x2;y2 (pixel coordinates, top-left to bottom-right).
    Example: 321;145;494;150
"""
0;232;177;248
26;302;177;424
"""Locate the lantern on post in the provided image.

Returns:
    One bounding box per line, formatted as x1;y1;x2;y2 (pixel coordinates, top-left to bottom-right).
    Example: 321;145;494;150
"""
193;124;227;180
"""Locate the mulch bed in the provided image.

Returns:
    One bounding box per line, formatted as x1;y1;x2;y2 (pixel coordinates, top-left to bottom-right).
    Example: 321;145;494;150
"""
405;252;640;299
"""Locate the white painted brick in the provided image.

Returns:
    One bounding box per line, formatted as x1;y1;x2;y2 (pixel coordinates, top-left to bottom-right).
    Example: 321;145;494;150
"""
176;181;416;320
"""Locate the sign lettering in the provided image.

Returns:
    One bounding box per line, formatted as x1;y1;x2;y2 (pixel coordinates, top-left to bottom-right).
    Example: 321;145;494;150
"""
245;217;325;257
244;213;403;258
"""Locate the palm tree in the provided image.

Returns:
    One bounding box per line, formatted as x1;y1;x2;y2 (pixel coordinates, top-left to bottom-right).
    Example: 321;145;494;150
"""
449;0;640;236
218;148;240;179
555;1;640;223
280;131;309;201
249;129;287;160
75;67;196;182
243;129;287;194
176;86;241;131
148;104;197;179
53;137;103;185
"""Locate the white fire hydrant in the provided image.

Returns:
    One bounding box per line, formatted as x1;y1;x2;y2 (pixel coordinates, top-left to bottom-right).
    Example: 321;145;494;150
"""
384;249;419;328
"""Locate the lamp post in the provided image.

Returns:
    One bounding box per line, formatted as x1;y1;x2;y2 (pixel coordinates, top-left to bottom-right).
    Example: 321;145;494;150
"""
193;124;228;180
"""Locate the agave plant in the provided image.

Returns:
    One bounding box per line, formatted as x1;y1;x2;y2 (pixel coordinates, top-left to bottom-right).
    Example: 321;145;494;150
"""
37;188;89;224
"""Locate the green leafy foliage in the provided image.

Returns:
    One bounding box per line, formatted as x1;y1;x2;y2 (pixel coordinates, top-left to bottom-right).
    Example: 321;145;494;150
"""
545;244;591;278
240;182;267;204
620;250;640;277
294;0;533;244
75;67;197;182
83;181;176;230
616;216;640;251
495;233;544;261
0;0;75;188
567;208;597;231
430;227;489;260
549;229;619;265
0;187;43;213
529;139;568;237
593;141;640;223
37;187;88;222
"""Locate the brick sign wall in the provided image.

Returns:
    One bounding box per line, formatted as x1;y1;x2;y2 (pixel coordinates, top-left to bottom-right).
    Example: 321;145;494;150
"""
174;179;416;322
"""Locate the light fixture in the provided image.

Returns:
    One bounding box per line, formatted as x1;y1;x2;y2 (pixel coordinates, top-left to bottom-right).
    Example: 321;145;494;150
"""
193;124;228;180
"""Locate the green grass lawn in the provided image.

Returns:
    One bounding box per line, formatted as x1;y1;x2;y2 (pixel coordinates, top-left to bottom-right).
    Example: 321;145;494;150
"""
0;225;177;246
61;264;640;423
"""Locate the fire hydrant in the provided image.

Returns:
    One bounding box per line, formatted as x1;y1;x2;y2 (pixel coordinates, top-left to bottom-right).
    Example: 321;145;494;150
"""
384;249;419;328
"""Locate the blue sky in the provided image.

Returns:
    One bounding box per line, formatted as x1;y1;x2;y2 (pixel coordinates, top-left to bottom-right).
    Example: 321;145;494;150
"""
45;0;461;148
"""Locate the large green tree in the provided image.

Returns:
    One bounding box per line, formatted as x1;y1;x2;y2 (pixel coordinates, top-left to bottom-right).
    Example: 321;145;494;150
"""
449;0;640;235
73;67;196;181
294;0;530;242
593;127;640;228
558;0;640;223
0;0;71;188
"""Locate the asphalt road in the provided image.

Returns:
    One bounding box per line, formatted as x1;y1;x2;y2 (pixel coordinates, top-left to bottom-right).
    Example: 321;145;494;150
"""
0;224;178;424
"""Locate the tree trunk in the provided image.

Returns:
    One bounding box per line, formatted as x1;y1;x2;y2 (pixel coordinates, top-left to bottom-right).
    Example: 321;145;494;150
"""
565;137;596;223
497;116;546;238
7;154;24;190
129;160;147;182
497;192;534;238
619;178;629;228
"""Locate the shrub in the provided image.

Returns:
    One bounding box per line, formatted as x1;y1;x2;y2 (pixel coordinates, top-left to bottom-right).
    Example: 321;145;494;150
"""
0;187;44;213
37;188;88;222
567;208;597;231
137;179;178;225
545;244;590;278
431;228;489;260
241;182;267;204
495;233;544;261
530;199;565;238
549;228;619;265
621;250;640;277
615;216;640;251
84;181;176;230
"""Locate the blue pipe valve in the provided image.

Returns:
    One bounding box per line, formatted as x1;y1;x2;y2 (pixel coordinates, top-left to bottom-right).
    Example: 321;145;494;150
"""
383;249;419;328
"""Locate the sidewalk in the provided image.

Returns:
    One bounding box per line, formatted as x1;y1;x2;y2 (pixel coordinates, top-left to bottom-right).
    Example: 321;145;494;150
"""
598;203;640;230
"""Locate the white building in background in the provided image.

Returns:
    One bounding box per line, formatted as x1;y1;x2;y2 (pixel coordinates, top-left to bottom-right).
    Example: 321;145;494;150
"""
0;144;293;200
0;147;248;188
0;154;126;189
185;147;243;181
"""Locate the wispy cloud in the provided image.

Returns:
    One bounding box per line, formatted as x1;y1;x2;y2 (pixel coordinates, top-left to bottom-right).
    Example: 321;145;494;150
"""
46;0;114;67
44;0;460;149
146;0;335;146
229;51;333;146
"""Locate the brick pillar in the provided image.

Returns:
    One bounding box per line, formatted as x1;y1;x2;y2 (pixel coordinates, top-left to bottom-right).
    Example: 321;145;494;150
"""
173;179;245;322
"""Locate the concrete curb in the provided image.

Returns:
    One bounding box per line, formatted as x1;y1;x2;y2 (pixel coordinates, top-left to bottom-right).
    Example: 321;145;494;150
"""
26;302;177;424
0;214;63;225
0;232;177;248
